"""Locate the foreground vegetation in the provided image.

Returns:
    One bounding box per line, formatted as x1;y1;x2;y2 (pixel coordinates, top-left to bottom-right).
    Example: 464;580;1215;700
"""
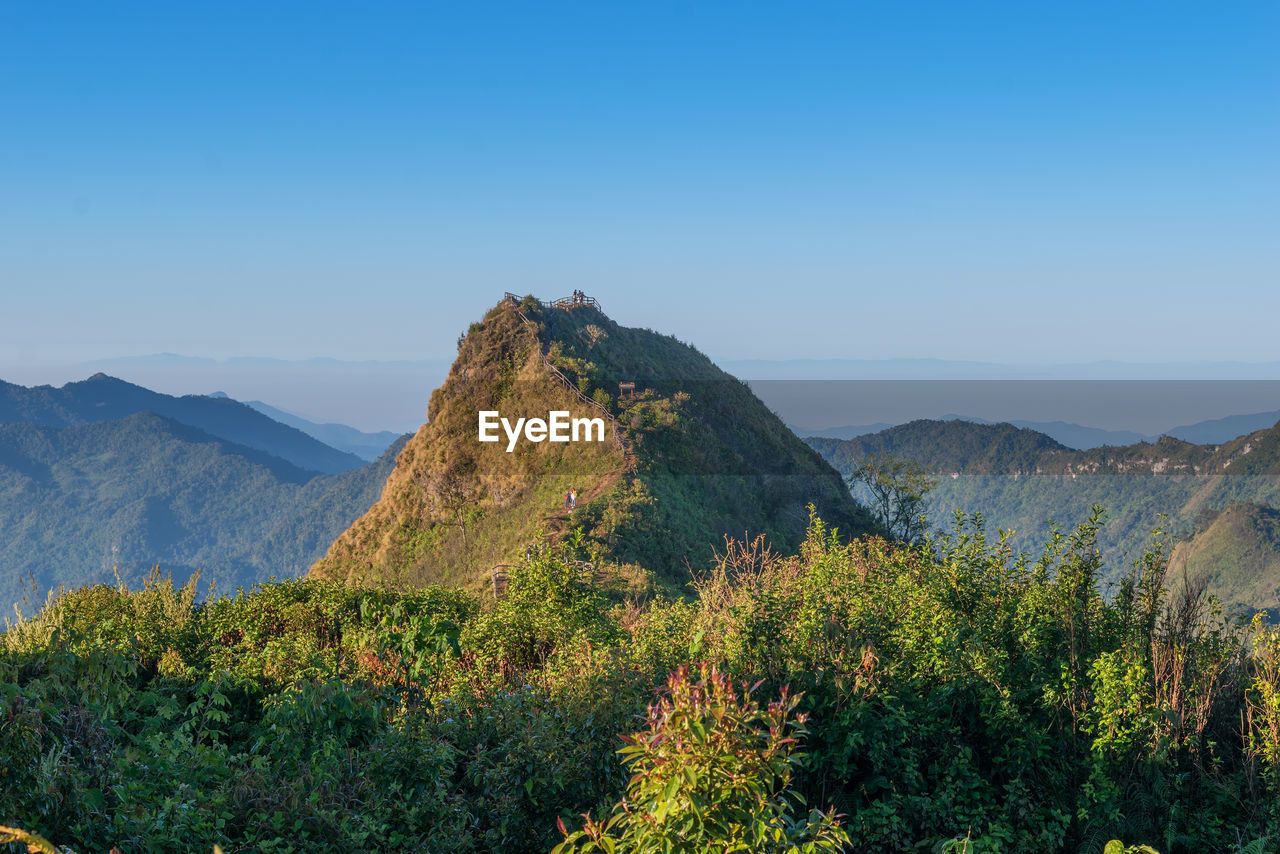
4;511;1280;852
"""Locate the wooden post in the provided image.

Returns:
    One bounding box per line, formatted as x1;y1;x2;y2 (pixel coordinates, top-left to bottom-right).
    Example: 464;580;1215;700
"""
491;564;512;599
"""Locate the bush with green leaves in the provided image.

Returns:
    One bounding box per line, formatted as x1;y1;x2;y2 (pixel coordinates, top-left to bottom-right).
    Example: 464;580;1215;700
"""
464;545;620;681
552;663;848;854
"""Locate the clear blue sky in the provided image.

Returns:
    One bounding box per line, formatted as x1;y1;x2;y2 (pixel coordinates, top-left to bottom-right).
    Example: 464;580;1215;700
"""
2;1;1277;367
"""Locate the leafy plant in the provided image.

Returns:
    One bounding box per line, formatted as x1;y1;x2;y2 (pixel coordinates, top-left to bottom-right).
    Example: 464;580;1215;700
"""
552;663;848;854
360;596;460;707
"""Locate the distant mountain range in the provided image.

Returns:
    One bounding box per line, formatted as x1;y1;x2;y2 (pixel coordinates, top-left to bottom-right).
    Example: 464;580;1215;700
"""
788;422;895;440
74;353;452;434
989;411;1280;449
211;394;401;461
809;417;1280;480
9;361;1280;618
798;410;1280;450
0;374;366;474
0;374;412;612
727;357;1280;380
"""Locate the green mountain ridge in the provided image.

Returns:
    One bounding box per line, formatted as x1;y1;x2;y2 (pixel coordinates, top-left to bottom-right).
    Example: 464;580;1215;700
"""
807;419;1072;475
807;418;1280;612
808;417;1280;477
0;412;406;612
0;374;366;474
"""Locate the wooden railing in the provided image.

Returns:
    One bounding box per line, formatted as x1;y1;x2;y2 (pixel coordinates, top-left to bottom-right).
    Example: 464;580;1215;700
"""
507;300;631;458
490;563;512;599
505;292;601;312
549;294;601;311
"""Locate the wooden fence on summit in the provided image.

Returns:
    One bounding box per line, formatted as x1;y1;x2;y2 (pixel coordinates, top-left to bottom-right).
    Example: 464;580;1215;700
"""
548;294;600;310
490;564;511;599
505;292;602;312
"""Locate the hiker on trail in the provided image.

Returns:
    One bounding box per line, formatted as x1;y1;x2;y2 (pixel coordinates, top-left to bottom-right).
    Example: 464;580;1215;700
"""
570;488;577;509
564;490;572;510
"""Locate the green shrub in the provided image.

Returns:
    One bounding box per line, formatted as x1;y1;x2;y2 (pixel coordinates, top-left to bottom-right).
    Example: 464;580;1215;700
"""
465;547;618;680
3;513;1276;853
552;663;848;854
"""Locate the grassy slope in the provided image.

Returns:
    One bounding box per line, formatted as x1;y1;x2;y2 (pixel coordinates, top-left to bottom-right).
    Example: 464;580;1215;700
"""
309;299;629;591
310;296;877;591
535;300;877;575
1169;502;1280;616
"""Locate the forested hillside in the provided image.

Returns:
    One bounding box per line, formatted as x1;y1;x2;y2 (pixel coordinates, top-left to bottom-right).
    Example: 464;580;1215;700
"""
1169;502;1280;616
0;374;366;474
0;414;406;611
809;419;1280;613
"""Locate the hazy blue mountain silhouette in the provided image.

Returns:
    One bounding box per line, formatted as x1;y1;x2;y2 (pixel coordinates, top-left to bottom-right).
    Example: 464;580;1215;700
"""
211;394;400;461
1164;410;1280;445
789;422;894;440
810;411;1280;451
0;374;365;474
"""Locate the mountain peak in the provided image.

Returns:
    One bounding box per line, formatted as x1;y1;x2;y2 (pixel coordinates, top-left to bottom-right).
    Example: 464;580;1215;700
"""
78;372;131;386
311;295;876;591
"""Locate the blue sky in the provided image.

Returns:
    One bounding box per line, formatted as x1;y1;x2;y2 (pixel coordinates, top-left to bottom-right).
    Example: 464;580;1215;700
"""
2;1;1277;368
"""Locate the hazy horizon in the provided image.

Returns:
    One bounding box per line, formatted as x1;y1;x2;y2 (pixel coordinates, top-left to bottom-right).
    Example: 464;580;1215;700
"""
8;352;1280;437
